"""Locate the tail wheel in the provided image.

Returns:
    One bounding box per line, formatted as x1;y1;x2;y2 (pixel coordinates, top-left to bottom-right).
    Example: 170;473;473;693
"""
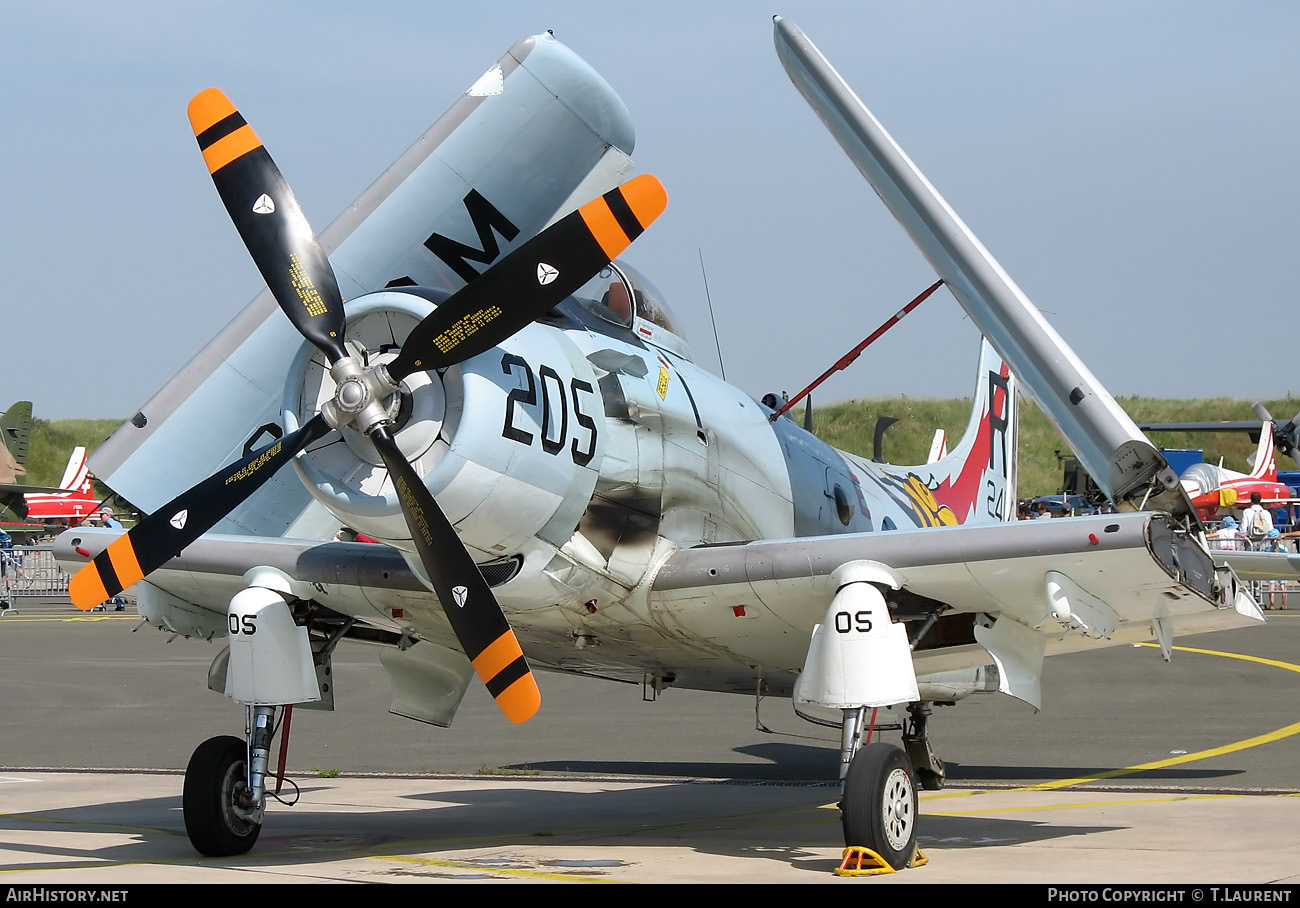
183;735;262;856
841;742;918;869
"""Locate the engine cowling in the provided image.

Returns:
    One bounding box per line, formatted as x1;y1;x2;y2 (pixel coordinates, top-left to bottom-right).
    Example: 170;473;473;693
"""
284;289;604;564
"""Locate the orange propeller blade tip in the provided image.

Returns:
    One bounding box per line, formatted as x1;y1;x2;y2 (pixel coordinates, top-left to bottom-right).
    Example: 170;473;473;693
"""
68;567;107;612
497;675;542;725
622;174;668;226
187;88;238;136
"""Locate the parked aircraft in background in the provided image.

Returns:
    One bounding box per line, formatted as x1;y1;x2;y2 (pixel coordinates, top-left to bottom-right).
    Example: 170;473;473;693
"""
1;401;73;538
0;401;33;488
55;20;1259;869
23;447;99;525
1142;403;1300;472
926;429;947;464
1142;418;1295;520
1181;424;1291;520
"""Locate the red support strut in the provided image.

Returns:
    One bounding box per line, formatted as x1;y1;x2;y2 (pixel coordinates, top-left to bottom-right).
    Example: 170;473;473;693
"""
274;704;293;795
770;280;944;422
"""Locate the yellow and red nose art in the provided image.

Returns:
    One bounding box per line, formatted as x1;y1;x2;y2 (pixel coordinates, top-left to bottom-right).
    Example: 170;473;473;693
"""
188;88;263;175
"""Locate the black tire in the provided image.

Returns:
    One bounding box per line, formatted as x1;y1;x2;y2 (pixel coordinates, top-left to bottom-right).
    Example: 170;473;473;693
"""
917;768;945;791
841;742;918;869
183;735;262;856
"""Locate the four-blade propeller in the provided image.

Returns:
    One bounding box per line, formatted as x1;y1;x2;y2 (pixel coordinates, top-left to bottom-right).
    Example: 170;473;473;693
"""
69;88;668;724
1254;403;1300;465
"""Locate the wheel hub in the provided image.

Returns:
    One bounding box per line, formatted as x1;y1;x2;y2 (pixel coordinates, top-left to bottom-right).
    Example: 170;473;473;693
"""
222;760;262;830
881;767;914;851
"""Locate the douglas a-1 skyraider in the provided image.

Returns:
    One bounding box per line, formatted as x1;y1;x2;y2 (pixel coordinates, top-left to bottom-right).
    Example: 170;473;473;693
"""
59;19;1261;869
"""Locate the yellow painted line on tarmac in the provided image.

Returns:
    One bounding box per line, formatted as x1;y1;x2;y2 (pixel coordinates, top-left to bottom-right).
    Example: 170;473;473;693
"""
373;852;633;883
0;809;175;838
1134;641;1300;676
923;792;1234;817
1019;716;1300;793
0;862;158;877
1020;643;1300;792
920;642;1300;803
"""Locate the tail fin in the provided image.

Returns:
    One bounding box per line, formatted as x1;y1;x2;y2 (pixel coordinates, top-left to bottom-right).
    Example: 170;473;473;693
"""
926;429;948;463
58;447;91;492
925;339;1018;524
0;401;34;484
1247;423;1277;480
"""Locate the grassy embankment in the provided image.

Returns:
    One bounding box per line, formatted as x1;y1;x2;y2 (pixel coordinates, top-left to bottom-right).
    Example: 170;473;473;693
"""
798;395;1297;498
24;418;123;502
26;396;1298;504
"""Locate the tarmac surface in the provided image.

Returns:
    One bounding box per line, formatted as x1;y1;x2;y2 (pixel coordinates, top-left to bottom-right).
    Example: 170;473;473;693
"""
3;595;1300;885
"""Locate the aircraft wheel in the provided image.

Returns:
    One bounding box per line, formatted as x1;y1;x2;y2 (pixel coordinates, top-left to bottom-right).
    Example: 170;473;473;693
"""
183;735;262;856
841;742;918;869
917;769;944;791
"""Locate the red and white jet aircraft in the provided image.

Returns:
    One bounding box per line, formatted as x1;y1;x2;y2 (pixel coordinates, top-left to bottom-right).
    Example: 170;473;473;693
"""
1173;425;1293;520
24;447;99;524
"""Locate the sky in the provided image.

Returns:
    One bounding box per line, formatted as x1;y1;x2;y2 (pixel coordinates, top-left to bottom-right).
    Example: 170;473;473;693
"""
5;1;1300;420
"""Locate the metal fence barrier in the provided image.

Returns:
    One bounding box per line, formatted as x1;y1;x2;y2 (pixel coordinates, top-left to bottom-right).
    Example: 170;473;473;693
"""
1;547;70;599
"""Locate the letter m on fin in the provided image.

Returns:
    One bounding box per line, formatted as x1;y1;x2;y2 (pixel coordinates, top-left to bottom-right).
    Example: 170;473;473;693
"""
423;190;520;283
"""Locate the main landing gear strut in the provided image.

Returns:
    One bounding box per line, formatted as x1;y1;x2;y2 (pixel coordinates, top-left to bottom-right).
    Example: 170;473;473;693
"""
799;563;941;870
183;705;280;856
183;579;318;856
836;706;919;870
835;701;945;870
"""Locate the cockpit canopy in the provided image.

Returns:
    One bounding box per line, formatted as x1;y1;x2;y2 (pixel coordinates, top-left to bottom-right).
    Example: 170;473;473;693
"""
1180;462;1221;493
573;260;692;360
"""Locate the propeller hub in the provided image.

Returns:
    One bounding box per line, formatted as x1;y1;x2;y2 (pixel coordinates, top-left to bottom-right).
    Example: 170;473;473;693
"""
318;352;400;434
287;293;449;471
336;377;368;411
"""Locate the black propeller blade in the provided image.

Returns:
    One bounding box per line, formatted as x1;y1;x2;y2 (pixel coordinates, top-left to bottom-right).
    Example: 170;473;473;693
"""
1255;403;1300;461
1279;419;1300;460
70;414;331;609
188;89;348;364
69;89;667;728
369;426;540;723
384;174;667;381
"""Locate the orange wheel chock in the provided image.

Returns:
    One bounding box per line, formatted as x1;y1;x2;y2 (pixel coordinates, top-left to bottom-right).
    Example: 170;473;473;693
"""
834;846;928;876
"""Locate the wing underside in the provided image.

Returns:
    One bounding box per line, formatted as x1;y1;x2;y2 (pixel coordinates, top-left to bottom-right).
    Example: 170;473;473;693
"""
651;511;1260;679
57;511;1261;698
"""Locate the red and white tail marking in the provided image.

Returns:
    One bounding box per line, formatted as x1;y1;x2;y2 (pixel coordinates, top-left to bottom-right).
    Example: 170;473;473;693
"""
922;338;1018;525
58;447;91;492
1247;425;1276;481
927;430;948;464
24;447;98;522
